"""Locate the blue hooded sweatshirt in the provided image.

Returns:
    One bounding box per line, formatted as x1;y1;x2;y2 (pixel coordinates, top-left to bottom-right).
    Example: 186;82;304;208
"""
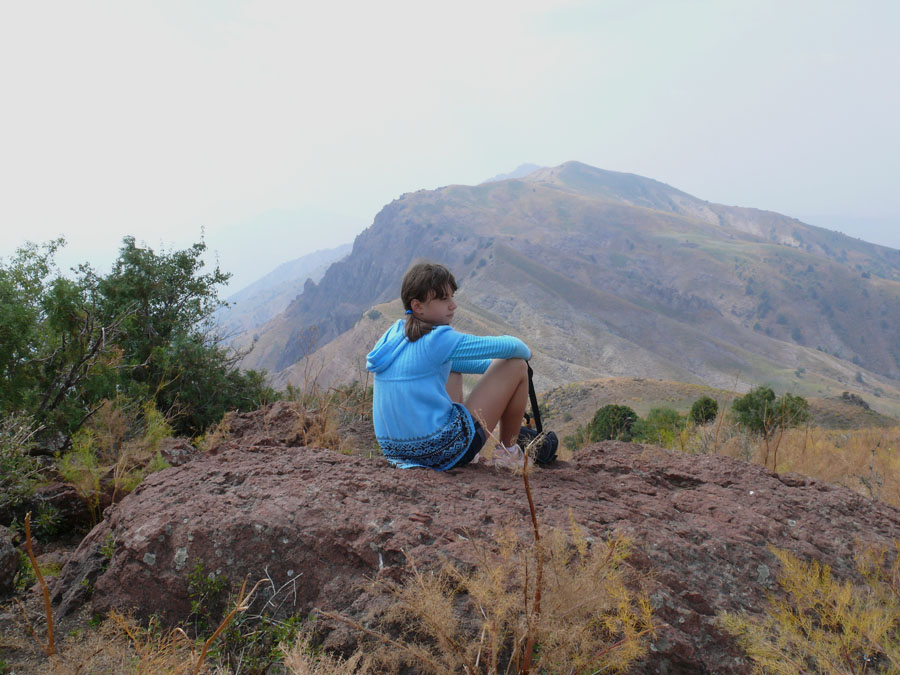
366;319;531;469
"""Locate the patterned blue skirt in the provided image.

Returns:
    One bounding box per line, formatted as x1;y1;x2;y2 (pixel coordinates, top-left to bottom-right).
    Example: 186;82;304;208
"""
378;403;476;470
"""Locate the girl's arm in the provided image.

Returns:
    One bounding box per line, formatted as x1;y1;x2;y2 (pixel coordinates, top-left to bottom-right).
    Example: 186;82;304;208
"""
450;358;492;374
448;334;531;365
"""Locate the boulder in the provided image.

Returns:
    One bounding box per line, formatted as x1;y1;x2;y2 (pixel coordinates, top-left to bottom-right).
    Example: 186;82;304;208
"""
54;441;900;673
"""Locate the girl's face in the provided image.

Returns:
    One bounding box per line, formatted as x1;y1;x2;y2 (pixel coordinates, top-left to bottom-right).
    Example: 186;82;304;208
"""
411;286;457;325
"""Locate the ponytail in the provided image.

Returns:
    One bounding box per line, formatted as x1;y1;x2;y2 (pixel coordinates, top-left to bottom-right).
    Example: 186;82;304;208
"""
404;313;434;342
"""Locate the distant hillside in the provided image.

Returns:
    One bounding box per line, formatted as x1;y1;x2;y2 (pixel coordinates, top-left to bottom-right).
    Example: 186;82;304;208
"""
539;378;898;441
242;161;900;416
216;243;350;345
481;163;543;183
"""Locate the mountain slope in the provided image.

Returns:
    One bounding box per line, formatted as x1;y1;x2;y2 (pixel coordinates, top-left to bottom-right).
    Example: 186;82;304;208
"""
216;243;350;344
242;161;900;414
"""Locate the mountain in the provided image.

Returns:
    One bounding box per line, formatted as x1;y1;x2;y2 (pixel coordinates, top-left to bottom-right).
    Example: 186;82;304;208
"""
215;243;351;345
481;163;543;183
241;161;900;415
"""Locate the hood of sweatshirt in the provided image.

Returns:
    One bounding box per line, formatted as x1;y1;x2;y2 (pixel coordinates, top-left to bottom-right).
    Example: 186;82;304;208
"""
366;320;408;373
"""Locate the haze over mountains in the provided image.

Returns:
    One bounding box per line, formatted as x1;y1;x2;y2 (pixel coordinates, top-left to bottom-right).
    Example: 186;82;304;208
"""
215;243;351;344
233;161;900;415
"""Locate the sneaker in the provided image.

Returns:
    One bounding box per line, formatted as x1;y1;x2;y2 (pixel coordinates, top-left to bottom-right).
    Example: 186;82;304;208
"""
491;443;525;470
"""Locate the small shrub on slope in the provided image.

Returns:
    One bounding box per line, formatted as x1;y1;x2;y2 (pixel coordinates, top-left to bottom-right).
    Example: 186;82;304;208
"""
732;387;809;435
689;395;718;425
589;404;639;442
719;542;900;673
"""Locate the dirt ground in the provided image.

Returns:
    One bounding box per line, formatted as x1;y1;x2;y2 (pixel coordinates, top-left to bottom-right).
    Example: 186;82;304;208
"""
0;536;94;674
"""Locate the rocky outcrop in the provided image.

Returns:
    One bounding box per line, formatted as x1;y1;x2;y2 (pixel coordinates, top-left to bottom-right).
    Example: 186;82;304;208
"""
54;440;899;673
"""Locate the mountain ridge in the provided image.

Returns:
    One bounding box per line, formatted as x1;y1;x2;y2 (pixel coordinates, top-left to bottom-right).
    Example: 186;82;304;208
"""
216;243;351;345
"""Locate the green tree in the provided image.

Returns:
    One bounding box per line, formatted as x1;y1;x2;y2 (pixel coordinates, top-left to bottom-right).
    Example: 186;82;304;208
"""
91;236;276;435
589;404;638;442
0;240;128;440
689;395;719;425
732;387;809;435
732;386;810;470
0;237;276;442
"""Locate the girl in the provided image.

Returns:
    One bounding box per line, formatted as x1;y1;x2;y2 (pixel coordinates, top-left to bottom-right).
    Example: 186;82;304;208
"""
366;261;531;470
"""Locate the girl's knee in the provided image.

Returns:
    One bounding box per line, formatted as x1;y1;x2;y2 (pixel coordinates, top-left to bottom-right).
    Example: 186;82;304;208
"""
511;357;527;377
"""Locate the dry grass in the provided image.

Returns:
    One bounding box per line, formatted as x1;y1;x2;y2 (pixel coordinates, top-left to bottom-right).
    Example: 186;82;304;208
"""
285;380;373;454
33;610;199;675
720;541;900;673
686;419;900;508
281;633;368;674
316;524;653;674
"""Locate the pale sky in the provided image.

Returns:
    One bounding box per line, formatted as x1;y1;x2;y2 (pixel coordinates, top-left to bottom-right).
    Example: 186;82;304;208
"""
1;0;898;291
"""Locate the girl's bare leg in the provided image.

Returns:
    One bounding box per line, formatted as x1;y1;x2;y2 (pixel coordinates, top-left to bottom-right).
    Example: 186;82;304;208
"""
446;371;463;403
464;359;528;447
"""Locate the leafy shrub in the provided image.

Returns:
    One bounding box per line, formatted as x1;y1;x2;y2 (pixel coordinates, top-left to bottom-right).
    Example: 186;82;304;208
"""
633;407;684;446
57;398;176;524
0;414;42;513
589;404;638;442
689;396;719;425
59;429;104;525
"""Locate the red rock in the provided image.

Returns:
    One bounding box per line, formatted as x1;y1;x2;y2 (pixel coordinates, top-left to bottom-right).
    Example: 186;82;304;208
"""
53;440;900;673
157;438;199;467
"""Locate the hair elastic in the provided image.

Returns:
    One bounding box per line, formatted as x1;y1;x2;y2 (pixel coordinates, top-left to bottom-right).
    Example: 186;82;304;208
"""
405;309;412;315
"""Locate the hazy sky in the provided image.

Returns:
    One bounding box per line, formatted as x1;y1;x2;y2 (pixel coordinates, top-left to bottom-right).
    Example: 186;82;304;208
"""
2;0;898;291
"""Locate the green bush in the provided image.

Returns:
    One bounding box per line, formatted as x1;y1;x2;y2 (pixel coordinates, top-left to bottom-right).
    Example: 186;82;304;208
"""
633;407;683;446
689;396;719;425
589;404;638;442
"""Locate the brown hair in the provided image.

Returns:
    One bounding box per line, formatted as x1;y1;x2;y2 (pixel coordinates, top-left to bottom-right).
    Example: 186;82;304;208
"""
401;262;458;341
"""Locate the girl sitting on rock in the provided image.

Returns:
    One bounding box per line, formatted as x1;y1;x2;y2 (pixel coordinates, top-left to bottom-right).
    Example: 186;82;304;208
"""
366;261;531;470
